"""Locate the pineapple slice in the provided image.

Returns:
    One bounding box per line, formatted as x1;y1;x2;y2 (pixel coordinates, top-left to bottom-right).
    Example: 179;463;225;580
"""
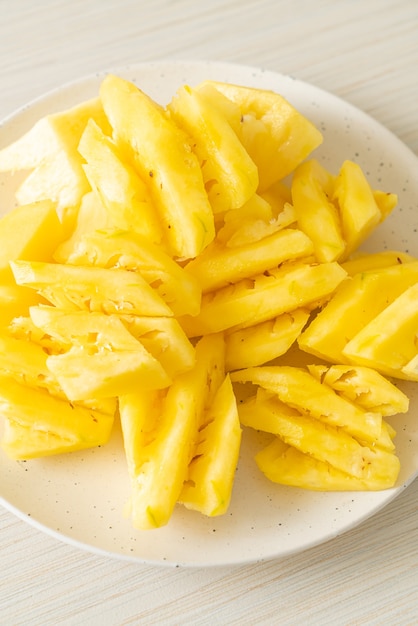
333;160;385;259
230;366;382;444
10;260;172;316
120;315;195;379
0;285;44;328
61;228;201;317
168;84;258;213
0;200;64;283
100;75;215;259
225;309;310;371
78;119;162;243
291;159;345;262
200;81;323;191
185;227;314;293
30;306;171;400
341;250;417;276
119;333;225;529
0;98;111;219
343;282;418;380
238;391;397;479
0;376;114;460
255;438;400;491
307;364;409;416
298;261;418;363
53;191;110;263
179;374;242;516
181;261;346;336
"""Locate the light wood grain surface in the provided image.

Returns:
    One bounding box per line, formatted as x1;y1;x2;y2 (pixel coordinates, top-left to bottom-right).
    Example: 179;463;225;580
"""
1;1;418;624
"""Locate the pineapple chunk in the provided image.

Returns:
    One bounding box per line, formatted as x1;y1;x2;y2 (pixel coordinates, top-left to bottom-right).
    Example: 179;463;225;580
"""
256;438;400;491
53;191;110;263
10;260;172;316
100;75;215;259
307;364;409;416
298;261;418;363
291;159;345;262
78;119;162;243
0;98;111;218
168;84;258;213
200;81;323;190
0;285;43;327
0;332;61;396
185;227;314;293
0;376;114;459
0;200;64;283
225;309;310;371
230;366;382;444
181;261;346;336
179;374;241;516
61;229;201;317
341;250;417;276
119;333;225;529
120;315;195;379
238;391;396;479
333;160;384;259
343;282;418;380
30;306;171;400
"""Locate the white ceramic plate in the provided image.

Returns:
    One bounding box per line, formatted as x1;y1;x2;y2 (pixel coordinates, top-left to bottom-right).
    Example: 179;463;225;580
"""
1;61;417;567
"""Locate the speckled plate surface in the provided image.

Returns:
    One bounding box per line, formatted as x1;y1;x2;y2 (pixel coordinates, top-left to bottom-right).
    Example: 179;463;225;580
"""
0;61;417;567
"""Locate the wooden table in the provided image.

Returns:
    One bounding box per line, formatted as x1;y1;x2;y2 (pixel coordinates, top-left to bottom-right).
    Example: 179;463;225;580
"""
1;1;418;623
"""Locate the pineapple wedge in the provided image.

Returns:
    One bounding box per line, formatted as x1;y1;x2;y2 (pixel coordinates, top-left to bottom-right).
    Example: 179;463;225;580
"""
185;227;314;293
0;200;64;283
181;261;346;336
168;84;258;213
225;309;310;371
119;333;225;529
78;119;162;243
200;81;323;190
256;438;400;491
230;366;382;444
10;260;172;316
0;376;114;460
0;97;111;218
307;364;409;416
100;75;215;259
298;261;418;364
62;228;201;317
29;306;172;400
291;159;345;262
238;391;397;478
179;374;242;516
343;282;418;380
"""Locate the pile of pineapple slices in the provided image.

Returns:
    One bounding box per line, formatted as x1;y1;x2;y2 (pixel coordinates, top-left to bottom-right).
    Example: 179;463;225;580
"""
0;74;416;530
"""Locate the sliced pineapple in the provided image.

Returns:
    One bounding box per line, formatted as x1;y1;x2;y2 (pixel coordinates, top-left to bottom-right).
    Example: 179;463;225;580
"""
100;75;215;259
181;261;346;336
10;260;172;316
